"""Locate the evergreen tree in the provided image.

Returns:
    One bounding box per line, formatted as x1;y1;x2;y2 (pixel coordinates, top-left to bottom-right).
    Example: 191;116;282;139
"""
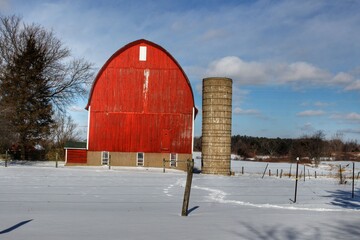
0;33;53;159
0;15;93;159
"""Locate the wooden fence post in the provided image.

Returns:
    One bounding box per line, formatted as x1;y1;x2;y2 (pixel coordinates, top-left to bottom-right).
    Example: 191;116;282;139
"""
5;149;8;167
163;158;165;173
339;164;343;184
293;159;299;203
352;162;355;198
262;163;269;179
303;165;306;181
181;159;194;216
55;152;58;168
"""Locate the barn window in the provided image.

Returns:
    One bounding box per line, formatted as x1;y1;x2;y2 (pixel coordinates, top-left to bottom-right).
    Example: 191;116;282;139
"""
170;153;177;167
137;152;144;166
139;46;147;61
102;151;109;165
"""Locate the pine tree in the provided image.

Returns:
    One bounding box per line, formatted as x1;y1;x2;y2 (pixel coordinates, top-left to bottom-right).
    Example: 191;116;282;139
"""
0;15;93;160
0;33;53;159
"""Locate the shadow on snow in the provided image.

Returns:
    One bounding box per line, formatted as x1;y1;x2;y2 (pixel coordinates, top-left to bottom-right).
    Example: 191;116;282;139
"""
0;220;33;235
325;188;360;209
233;220;360;240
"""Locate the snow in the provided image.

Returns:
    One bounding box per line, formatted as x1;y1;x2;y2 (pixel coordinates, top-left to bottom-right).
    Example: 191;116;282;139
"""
1;160;360;240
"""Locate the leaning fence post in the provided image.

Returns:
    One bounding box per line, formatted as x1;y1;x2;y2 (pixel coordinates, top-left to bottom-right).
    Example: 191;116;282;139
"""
163;158;165;173
280;169;283;178
182;159;194;216
262;163;269;179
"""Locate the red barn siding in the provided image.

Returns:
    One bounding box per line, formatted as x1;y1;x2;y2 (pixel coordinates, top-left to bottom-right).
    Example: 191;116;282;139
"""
66;149;87;164
86;39;195;154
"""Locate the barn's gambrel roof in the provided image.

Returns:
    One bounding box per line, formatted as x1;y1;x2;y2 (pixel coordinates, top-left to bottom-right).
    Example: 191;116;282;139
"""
85;39;196;112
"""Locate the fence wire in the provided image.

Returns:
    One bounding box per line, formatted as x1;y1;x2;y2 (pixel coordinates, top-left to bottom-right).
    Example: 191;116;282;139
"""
0;159;359;211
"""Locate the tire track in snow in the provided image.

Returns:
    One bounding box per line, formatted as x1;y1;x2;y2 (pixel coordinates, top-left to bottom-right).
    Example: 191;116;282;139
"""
193;185;360;213
164;179;184;197
163;184;174;197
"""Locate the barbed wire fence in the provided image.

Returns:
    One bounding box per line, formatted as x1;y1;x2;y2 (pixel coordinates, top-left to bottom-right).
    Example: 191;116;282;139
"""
1;156;359;212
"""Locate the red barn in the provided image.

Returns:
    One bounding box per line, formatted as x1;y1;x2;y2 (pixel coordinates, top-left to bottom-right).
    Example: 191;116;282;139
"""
66;39;196;170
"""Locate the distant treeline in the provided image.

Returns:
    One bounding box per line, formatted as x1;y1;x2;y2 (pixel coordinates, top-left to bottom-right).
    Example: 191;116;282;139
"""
193;132;360;163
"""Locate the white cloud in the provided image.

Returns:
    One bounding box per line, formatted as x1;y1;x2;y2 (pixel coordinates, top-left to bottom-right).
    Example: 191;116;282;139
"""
233;107;260;115
331;112;360;122
206;56;331;87
301;101;333;107
297;110;326;117
314;101;331;107
331;72;354;85
205;56;360;93
206;56;268;85
346;112;360;121
344;80;360;91
277;62;330;84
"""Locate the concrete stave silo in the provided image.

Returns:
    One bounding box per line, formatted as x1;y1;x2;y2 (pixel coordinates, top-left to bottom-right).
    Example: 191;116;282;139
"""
201;77;232;175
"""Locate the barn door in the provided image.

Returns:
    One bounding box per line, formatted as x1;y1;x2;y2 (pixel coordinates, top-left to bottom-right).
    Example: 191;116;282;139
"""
161;129;170;152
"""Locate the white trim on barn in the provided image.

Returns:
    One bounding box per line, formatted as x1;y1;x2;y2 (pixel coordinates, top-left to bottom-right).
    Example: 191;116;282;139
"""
65;149;68;165
87;105;91;150
191;107;195;154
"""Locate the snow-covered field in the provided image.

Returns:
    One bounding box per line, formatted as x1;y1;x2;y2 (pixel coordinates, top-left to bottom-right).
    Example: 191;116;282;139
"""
1;160;359;240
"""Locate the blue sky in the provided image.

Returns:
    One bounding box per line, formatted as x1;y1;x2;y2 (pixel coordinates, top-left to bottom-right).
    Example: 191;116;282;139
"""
1;0;360;141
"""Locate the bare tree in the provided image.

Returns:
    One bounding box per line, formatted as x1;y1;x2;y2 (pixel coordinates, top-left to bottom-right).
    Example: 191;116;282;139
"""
45;114;82;160
328;132;345;160
0;15;93;159
0;15;93;112
291;131;325;166
310;130;326;166
261;138;277;156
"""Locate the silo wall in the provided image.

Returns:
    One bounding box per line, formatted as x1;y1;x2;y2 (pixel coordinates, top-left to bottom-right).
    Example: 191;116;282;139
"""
202;77;232;175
